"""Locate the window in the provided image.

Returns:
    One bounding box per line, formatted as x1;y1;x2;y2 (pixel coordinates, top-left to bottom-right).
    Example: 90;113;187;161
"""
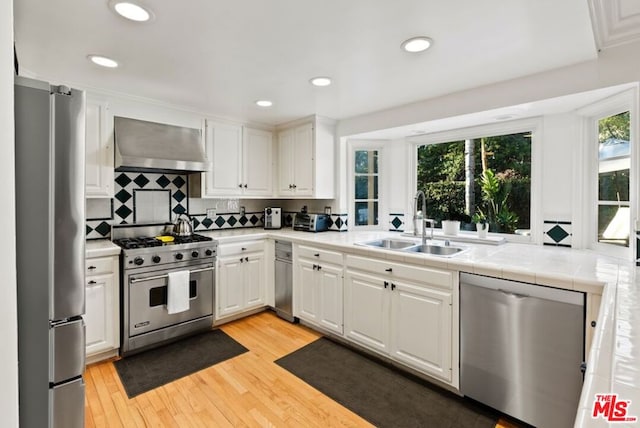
416;132;532;235
596;111;630;247
353;149;379;226
578;89;636;259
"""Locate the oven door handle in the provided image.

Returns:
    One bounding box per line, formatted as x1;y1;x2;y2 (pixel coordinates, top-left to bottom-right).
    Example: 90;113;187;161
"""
130;266;214;284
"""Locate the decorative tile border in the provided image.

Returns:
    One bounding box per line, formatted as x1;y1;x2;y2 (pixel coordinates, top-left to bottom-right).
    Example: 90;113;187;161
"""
113;172;188;224
328;214;348;232
543;220;572;247
86;199;114;240
388;213;405;232
192;211;264;231
86;219;112;240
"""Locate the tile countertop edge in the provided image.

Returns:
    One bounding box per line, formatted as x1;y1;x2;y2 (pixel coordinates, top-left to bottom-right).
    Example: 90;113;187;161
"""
155;228;640;426
86;239;121;258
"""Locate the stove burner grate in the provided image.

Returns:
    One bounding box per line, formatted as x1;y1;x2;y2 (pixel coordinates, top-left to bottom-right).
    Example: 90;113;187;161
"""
113;234;213;249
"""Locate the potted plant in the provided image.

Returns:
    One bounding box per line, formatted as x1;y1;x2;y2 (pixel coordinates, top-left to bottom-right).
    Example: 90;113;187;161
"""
441;203;471;236
478;169;519;234
471;212;489;239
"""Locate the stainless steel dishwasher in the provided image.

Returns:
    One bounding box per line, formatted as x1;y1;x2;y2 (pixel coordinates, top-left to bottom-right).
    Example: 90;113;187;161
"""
460;273;585;428
274;240;296;322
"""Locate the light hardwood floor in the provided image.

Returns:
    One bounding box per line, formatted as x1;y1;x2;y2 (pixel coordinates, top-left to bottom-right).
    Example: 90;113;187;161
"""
85;311;518;427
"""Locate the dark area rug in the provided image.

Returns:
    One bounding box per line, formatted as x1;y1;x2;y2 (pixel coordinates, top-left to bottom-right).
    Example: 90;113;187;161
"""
276;337;498;428
114;329;248;398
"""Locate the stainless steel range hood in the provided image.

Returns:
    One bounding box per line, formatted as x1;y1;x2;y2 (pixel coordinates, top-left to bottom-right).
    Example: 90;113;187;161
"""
114;116;208;173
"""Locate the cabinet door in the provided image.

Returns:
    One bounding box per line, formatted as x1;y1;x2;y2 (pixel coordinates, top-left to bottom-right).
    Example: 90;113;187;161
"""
292;123;314;196
217;256;245;318
297;259;319;322
243;252;266;309
204;121;243;196
344;270;389;354
85;273;115;355
243;128;273;196
277;128;295;196
85;95;113;198
317;263;343;335
390;280;452;382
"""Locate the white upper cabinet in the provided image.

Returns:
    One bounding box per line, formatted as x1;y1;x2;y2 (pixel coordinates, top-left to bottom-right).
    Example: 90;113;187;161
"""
203;120;243;197
277;116;335;198
243;127;273;196
194;120;273;198
85;94;114;198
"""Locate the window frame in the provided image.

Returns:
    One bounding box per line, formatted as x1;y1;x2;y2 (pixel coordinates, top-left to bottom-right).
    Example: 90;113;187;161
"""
407;118;542;244
576;89;637;260
347;140;385;231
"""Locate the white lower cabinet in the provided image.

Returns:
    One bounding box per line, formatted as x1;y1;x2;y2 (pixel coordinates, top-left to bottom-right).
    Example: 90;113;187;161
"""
216;240;266;320
85;255;119;361
389;279;452;382
344;255;456;385
294;245;343;335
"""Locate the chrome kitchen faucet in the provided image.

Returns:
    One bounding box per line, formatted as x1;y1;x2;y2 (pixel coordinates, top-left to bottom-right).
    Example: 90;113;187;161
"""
413;190;435;245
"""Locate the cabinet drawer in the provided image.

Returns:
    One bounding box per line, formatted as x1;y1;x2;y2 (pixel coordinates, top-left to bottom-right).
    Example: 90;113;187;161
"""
85;256;115;276
345;255;452;289
297;245;343;265
218;240;264;257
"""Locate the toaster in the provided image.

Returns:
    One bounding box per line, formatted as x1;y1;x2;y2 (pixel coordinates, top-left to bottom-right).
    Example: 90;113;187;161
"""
293;213;330;232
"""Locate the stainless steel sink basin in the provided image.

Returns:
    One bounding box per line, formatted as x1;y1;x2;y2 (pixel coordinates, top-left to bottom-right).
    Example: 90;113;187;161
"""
402;244;466;256
356;238;417;249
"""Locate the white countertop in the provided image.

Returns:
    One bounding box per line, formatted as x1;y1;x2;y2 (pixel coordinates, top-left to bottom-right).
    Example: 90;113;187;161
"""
85;239;121;258
201;227;640;427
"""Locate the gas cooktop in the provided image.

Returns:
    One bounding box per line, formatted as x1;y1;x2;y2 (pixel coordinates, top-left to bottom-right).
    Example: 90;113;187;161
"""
113;234;213;250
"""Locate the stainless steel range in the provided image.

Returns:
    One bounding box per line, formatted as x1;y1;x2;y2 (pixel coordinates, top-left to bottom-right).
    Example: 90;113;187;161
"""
113;226;217;356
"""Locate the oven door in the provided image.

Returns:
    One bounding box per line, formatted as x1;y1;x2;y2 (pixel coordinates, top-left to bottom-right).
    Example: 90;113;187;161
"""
128;263;214;337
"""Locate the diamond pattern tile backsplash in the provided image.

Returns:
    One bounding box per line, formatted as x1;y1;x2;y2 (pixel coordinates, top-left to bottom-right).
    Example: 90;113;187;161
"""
388;213;405;232
87;172;352;238
113;172;188;224
543;220;572;247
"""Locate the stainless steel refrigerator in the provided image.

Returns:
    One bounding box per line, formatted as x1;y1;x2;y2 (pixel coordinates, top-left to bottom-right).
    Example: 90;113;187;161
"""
15;76;86;428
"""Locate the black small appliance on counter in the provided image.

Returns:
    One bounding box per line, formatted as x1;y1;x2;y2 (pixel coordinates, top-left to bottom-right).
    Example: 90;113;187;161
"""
293;213;330;232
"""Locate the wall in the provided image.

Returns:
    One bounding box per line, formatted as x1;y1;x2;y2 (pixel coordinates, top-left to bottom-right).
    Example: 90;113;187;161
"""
336;40;640;138
337;41;640;250
1;0;19;426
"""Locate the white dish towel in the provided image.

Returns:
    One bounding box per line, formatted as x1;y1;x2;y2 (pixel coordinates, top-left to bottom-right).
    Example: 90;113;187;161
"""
167;270;190;314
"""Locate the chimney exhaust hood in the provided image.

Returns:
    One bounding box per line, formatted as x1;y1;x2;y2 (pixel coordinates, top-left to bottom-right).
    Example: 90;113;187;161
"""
114;116;208;173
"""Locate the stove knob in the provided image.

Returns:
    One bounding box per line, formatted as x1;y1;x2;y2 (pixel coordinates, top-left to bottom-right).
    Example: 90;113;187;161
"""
152;255;161;263
134;257;144;266
205;249;213;256
175;253;184;260
191;251;199;258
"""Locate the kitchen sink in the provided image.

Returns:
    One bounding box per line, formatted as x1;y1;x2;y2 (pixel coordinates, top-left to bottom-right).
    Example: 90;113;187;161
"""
356;238;417;249
402;244;466;256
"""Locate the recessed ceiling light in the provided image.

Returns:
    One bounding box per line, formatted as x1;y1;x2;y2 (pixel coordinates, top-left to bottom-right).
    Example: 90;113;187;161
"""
110;1;153;22
310;76;332;87
401;36;433;53
88;55;119;68
255;100;273;107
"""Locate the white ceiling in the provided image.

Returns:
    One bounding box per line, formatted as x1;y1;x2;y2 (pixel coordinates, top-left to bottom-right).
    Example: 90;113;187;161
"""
14;0;599;126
